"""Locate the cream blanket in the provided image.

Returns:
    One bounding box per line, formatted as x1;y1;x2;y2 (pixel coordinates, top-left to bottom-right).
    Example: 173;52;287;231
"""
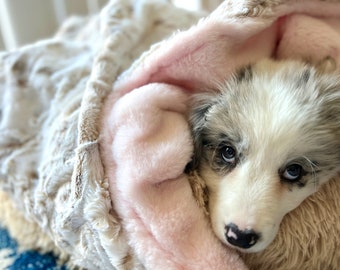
1;0;339;269
0;1;209;268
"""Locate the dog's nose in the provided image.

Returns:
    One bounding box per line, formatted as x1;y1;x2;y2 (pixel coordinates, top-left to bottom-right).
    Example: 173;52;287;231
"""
225;223;259;249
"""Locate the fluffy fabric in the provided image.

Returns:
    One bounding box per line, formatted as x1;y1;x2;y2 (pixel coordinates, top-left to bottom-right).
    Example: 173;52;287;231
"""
102;0;340;269
0;0;339;269
100;83;246;269
0;1;209;268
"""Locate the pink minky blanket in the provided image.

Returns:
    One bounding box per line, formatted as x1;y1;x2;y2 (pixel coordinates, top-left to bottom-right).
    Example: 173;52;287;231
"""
100;0;340;269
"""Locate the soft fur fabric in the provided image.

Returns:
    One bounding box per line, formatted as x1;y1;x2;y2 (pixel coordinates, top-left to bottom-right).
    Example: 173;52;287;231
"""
1;0;340;269
102;0;340;269
100;83;246;269
0;1;208;269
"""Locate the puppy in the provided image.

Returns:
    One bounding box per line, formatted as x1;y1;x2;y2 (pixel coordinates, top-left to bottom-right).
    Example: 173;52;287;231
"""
188;59;340;253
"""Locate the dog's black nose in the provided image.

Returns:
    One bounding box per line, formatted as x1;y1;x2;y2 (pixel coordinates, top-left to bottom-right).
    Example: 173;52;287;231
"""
225;223;259;249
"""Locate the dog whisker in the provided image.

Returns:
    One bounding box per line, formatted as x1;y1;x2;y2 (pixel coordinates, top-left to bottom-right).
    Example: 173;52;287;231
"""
302;156;319;190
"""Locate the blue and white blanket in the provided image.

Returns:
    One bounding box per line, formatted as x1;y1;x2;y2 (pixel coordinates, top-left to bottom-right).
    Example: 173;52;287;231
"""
0;226;66;270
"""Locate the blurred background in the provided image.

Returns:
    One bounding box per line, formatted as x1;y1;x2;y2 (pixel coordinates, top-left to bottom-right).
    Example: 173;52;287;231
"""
0;0;221;51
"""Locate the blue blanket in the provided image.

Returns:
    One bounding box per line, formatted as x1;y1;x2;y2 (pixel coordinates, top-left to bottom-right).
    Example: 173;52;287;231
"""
0;226;67;270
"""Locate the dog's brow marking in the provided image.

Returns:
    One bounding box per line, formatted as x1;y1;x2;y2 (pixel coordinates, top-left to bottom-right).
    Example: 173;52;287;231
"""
216;133;242;148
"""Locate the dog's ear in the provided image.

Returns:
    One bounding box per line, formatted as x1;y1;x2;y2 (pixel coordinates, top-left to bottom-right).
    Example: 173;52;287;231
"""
186;93;218;172
315;56;337;74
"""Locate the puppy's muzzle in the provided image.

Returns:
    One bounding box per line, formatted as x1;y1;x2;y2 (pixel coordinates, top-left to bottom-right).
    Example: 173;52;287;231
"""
225;223;260;249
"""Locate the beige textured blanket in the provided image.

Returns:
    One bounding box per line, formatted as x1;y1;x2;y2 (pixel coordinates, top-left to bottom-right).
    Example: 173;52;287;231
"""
0;1;204;268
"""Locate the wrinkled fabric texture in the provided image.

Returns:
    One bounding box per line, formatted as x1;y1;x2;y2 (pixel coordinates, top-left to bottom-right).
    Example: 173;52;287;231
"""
1;0;340;269
0;1;207;269
101;0;340;269
100;83;247;269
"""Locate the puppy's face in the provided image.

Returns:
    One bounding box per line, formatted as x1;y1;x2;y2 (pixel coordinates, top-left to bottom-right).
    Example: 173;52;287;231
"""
190;59;340;253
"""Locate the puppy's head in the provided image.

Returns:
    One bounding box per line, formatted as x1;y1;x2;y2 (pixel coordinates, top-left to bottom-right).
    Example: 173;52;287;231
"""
189;59;340;253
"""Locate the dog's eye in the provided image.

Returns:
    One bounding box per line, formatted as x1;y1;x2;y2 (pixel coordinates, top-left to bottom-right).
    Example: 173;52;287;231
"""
221;146;236;164
282;164;303;182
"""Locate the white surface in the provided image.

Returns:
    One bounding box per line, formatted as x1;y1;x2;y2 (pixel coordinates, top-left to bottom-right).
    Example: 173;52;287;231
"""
0;0;107;51
0;0;58;50
0;0;216;51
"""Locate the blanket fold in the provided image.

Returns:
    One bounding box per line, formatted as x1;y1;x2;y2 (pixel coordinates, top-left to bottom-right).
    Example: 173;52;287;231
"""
102;0;340;269
115;0;340;96
102;82;247;269
1;0;339;269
